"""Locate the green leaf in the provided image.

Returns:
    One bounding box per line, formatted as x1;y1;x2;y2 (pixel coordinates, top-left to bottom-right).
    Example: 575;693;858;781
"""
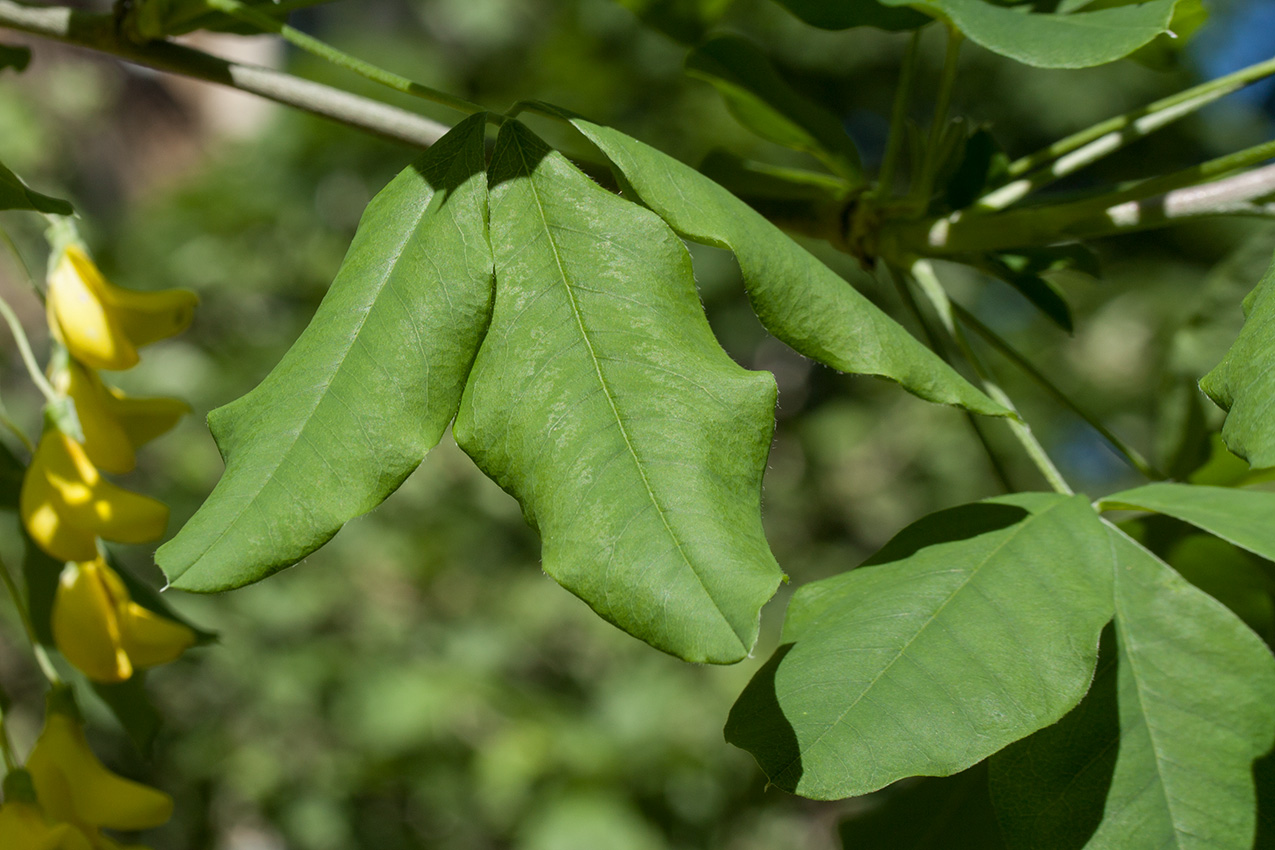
454;121;783;664
977;253;1075;333
724;493;1113;799
685;36;862;181
1099;481;1275;564
0;160;72;215
1200;250;1275;468
122;0;335;41
23;533;63;647
768;0;928;31
1164;534;1275;647
0;43;31;74
699;149;852;201
158;113;494;591
0;438;23;511
877;0;1179;69
991;527;1275;849
611;0;735;43
838;762;1008;849
91;674;162;757
555;111;1008;418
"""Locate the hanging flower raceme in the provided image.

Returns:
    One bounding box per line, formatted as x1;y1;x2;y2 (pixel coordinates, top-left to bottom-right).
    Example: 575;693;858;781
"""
0;770;93;850
56;360;189;475
46;244;197;372
26;694;173;841
51;556;195;683
19;429;168;562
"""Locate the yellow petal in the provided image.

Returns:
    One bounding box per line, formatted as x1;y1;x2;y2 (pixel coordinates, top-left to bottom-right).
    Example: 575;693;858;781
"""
102;285;198;349
64;362;135;475
103;387;189;449
26;711;174;832
47;247;138;372
22;432;168;556
0;801;94;850
119;602;195;669
52;560;132;683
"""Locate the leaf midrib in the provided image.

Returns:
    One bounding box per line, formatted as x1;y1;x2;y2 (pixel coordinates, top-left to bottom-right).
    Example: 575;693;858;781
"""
511;137;746;651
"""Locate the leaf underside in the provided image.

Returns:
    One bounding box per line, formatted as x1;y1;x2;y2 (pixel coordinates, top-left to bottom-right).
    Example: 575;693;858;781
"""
991;527;1275;850
557;112;1008;418
159;113;494;591
1200;250;1275;469
454;121;783;665
1100;481;1275;564
725;493;1113;799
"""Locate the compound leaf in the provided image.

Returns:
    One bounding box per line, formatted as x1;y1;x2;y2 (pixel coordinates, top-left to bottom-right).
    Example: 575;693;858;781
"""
1200;251;1275;468
725;493;1113;799
991;527;1275;850
454;121;783;664
159;113;494;591
556;111;1008;418
1099;481;1275;564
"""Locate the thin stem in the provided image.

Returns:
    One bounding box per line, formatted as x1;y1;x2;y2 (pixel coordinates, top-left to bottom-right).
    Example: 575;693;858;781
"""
0;554;61;685
876;30;923;200
951;300;1164;480
910;260;1073;495
885;265;1016;492
911;25;962;205
994;53;1275;208
203;0;486;117
0;0;452;150
0;396;34;454
0;292;56;404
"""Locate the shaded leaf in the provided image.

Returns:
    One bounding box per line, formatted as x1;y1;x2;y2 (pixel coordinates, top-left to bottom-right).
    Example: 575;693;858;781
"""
0;160;72;215
699;149;852;201
978;254;1074;333
91;674;162;757
992;527;1275;850
1164;534;1275;647
0;438;23;511
1099;481;1275;563
686;35;862;181
612;0;735;43
1200;250;1275;468
838;762;1007;849
0;43;30;74
158;113;494;591
768;0;928;31
22;532;62;646
554;109;1008;417
122;0;336;41
454;121;783;664
877;0;1179;69
725;493;1113;799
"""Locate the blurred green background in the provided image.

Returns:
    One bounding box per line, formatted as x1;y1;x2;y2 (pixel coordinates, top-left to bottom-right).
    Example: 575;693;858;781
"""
1;0;1273;847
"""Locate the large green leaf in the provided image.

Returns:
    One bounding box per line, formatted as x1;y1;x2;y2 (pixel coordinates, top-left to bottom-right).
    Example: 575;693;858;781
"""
725;493;1113;799
991;527;1275;850
557;112;1008;418
158;114;494;591
877;0;1179;69
0;160;72;214
685;36;862;181
1099;482;1275;564
1200;251;1275;468
768;0;928;31
453;121;783;665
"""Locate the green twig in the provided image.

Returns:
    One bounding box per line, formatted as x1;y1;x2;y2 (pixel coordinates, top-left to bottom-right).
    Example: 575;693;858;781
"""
951;300;1163;481
875;30;923;200
203;0;487;117
909;260;1073;495
0;292;56;404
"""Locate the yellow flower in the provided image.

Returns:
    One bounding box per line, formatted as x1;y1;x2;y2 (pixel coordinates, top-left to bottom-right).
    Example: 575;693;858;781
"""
51;557;195;683
19;430;168;562
46;245;197;371
0;799;94;850
59;360;189;475
26;705;174;835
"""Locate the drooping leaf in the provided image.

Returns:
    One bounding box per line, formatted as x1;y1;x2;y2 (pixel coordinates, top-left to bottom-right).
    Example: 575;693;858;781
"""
454;121;782;665
1200;250;1275;468
725;493;1113;799
876;0;1180;69
91;674;162;757
977;254;1075;333
0;43;31;74
686;35;862;181
553;110;1008;418
611;0;735;43
158;113;494;591
838;762;1008;849
1099;481;1275;564
768;0;928;31
699;149;852;201
991;527;1275;850
0;160;72;215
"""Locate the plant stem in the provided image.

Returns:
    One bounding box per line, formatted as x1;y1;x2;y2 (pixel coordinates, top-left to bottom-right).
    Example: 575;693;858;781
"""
951;300;1164;480
987;53;1275;210
885;265;1017;492
0;292;56;404
911;25;962;206
202;0;487;117
0;0;452;150
909;260;1073;495
875;30;923;200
